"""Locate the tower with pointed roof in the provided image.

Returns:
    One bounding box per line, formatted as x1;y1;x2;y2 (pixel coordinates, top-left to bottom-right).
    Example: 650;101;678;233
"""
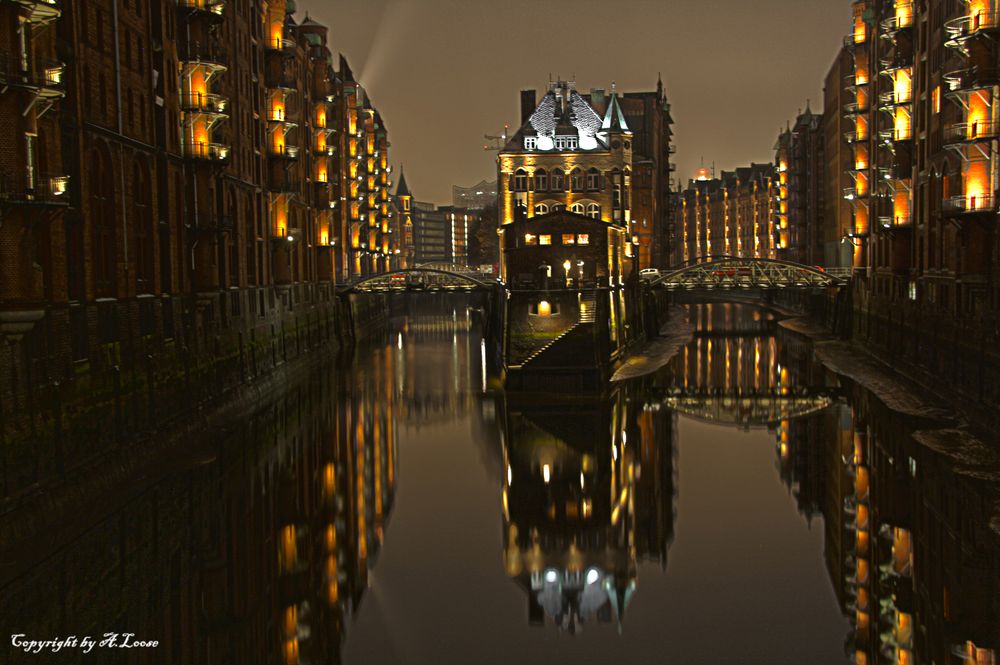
393;167;414;268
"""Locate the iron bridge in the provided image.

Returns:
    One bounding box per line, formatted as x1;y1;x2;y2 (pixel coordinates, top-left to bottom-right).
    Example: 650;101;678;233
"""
340;266;495;294
649;256;847;290
643;385;841;427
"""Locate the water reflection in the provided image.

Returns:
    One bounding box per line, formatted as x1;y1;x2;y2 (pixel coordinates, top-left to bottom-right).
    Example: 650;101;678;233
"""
497;387;676;632
2;299;998;664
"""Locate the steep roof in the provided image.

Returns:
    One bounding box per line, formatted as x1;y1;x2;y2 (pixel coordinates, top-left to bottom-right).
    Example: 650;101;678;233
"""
601;93;630;132
503;83;606;152
395;167;411;197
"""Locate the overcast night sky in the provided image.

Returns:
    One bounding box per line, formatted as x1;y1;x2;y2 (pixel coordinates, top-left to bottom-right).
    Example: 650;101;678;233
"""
297;0;848;205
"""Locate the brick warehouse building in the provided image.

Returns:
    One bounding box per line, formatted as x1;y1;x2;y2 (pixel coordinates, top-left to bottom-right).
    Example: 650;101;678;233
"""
676;164;779;264
0;0;408;501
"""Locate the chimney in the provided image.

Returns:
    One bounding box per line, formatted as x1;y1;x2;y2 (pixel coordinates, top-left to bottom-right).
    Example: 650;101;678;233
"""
590;88;606;116
520;89;536;126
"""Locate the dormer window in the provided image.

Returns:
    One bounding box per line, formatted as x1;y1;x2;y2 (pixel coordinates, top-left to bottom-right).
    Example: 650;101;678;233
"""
554;136;578;151
524;136;537;151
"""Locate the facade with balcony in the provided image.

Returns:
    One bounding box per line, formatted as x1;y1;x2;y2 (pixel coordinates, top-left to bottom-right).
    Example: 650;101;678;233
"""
676;164;777;266
841;0;999;316
0;0;405;537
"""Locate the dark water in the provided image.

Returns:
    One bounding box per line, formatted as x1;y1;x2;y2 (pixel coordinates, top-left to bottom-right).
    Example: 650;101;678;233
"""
2;296;998;664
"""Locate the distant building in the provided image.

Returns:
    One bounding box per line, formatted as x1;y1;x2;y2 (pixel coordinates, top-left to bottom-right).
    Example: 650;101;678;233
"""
412;202;448;265
676;164;777;264
453;180;497;210
411;201;476;266
774;107;825;265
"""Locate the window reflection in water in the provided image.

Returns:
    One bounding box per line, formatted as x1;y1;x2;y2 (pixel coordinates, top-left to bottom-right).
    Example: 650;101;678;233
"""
0;300;996;664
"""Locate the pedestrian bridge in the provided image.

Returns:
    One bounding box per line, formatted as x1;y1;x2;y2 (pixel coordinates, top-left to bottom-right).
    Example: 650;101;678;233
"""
649;256;847;290
645;386;840;427
339;266;495;294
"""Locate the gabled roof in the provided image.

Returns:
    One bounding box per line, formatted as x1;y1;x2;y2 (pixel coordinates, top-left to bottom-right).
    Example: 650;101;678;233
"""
503;83;606;152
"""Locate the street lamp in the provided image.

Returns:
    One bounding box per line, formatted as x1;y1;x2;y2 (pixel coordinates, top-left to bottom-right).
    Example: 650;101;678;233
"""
563;259;572;288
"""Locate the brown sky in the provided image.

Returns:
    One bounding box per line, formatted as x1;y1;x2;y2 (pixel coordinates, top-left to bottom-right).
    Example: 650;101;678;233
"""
297;0;848;205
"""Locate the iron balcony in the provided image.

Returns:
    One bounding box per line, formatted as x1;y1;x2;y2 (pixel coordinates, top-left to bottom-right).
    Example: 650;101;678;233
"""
0;171;69;205
942;121;1000;145
179;91;229;115
182;141;230;163
941;194;995;216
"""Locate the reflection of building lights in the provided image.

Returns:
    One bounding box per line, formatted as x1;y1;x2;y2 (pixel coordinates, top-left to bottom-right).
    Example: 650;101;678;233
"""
586;568;600;585
542;464;551;483
507;465;512;486
544;569;558;584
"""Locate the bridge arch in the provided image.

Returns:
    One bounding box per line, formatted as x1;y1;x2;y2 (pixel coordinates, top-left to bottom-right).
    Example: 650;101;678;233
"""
650;255;846;290
342;267;494;293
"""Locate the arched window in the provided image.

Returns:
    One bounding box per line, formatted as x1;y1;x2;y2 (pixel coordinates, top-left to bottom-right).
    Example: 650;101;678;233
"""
571;202;585;215
513;169;528;192
587;203;601;219
571;168;584;192
133;159;154;292
534;203;549;215
534;169;548;192
587;168;601;191
90;147;116;297
550;168;565;191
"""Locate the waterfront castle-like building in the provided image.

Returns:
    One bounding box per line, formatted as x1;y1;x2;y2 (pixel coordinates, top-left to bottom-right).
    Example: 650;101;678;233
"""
499;80;634;226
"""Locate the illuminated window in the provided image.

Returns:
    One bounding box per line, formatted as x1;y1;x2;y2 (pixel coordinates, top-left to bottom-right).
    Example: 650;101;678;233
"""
932;86;940;114
562;234;575;244
529;301;560;316
577;234;590;245
524;233;537;245
535;169;548;191
587;203;601;219
554;135;578;150
534;203;549;215
571;202;585;215
524;136;537;150
539;234;552;245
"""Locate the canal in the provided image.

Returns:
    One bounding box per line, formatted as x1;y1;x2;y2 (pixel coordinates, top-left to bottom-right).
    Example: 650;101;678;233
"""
2;295;997;664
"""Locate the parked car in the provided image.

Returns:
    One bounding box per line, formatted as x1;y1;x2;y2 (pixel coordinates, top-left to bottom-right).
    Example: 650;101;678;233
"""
639;268;661;281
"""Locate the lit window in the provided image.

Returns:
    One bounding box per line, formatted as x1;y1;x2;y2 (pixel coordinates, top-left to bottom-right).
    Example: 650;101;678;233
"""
529;301;560;316
539;234;552;245
577;234;590;245
571;202;585;215
534;203;549;215
524;233;537;245
932;86;940;114
524;136;537;150
562;234;575;244
587;203;601;219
